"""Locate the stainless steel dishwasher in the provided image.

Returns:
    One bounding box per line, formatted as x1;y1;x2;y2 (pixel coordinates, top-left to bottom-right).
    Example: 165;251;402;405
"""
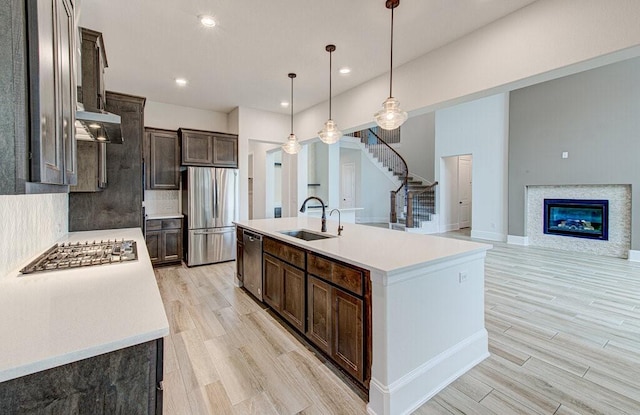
242;230;263;301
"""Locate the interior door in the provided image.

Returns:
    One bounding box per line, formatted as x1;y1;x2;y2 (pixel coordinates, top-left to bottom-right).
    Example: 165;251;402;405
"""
458;155;472;229
341;162;356;208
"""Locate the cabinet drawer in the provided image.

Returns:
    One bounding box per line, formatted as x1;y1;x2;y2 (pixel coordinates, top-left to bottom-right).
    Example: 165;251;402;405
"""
146;218;181;231
162;218;182;229
308;254;363;296
264;237;305;269
146;219;162;231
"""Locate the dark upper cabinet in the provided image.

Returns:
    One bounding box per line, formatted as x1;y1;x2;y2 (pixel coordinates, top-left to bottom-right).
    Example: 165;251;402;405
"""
78;27;107;111
26;0;77;187
179;128;238;168
144;128;180;190
212;135;238;167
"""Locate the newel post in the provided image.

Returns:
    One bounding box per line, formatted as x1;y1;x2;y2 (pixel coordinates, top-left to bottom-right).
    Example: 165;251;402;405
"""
390;191;397;223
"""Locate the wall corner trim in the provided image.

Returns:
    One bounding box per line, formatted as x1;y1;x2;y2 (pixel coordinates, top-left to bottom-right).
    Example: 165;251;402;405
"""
628;250;640;262
507;235;529;246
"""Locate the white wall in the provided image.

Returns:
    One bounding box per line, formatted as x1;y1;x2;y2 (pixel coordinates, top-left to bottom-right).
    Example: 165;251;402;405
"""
235;0;640;225
249;141;282;219
435;93;509;242
237;107;289;220
294;0;640;141
145;100;228;131
0;194;68;277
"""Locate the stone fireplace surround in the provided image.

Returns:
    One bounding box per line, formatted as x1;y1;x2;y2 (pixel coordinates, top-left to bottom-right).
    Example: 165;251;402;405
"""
525;185;631;258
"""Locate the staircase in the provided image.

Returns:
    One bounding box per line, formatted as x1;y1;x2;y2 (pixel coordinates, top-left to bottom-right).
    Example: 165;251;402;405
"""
346;127;438;233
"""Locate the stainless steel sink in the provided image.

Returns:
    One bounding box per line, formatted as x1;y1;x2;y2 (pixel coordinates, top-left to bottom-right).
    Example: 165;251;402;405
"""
278;229;335;241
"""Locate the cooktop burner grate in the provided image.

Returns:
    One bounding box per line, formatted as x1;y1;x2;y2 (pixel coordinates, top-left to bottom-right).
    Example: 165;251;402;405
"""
20;239;138;275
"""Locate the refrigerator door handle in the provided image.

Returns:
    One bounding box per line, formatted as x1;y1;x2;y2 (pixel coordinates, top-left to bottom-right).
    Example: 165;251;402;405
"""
214;173;219;219
194;228;234;235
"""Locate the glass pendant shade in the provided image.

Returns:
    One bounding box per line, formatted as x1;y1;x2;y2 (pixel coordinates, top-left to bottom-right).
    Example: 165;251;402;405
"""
374;97;408;130
282;73;301;154
282;133;301;154
318;119;342;145
374;0;407;130
319;44;342;145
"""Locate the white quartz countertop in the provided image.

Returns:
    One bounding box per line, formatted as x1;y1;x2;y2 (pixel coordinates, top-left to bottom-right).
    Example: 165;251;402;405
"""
235;217;491;274
146;213;183;220
0;228;169;383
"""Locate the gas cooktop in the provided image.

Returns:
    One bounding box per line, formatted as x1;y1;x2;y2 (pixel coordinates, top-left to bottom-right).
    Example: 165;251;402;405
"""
20;239;138;275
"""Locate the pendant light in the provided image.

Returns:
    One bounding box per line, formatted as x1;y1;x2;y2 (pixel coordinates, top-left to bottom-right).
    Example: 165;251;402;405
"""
282;73;302;154
374;0;408;130
318;44;342;145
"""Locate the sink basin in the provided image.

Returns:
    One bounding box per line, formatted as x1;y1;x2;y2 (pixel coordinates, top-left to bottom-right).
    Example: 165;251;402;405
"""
278;229;335;241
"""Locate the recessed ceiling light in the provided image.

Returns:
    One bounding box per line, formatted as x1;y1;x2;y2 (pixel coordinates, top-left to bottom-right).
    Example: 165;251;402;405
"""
199;15;216;28
88;123;100;129
175;78;188;86
280;101;289;108
339;67;351;75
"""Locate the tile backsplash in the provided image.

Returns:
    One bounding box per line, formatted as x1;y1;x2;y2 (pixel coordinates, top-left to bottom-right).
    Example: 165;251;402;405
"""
144;190;180;215
0;193;68;277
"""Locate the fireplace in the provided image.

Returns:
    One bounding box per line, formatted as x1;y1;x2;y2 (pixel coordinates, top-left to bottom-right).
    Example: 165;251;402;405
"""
544;199;608;240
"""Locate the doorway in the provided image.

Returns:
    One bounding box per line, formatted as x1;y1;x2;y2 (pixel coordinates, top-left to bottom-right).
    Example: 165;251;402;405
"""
441;154;473;231
341;162;356;208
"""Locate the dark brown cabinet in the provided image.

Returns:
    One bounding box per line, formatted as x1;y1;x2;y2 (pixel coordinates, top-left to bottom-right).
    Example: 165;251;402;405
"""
263;253;306;333
146;218;183;266
78;27;107;111
307;255;365;383
144;128;180;190
307;275;332;355
179;128;238;168
27;0;77;187
333;287;364;382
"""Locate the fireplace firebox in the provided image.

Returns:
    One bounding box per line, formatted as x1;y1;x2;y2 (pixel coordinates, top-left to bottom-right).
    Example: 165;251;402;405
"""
543;199;608;240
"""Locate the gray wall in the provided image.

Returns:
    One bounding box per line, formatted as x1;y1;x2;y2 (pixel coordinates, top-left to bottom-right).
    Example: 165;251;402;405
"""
508;57;640;249
399;112;436;183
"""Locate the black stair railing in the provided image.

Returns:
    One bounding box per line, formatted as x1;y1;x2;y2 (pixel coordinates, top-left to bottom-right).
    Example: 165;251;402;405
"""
348;127;408;224
405;182;438;228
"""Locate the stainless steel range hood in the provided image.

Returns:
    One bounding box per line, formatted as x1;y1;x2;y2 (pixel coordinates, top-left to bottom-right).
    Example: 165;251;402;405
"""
75;104;123;144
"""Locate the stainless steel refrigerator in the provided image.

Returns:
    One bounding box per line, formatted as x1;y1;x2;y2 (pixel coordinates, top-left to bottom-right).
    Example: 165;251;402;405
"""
182;167;238;266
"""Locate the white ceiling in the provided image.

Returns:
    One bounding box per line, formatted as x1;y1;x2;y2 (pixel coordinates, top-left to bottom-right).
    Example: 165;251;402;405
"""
78;0;538;115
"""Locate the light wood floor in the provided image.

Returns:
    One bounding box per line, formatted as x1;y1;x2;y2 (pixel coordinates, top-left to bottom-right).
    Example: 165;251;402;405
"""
156;235;640;414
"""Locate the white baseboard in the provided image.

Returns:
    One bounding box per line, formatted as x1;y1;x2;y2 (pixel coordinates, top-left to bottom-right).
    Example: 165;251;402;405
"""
628;250;640;262
507;235;529;246
443;222;459;232
367;329;488;415
470;230;505;242
361;216;389;224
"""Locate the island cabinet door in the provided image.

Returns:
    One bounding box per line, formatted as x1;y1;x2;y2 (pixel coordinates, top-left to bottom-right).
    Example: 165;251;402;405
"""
263;254;283;310
333;288;364;382
307;275;332;355
280;262;305;332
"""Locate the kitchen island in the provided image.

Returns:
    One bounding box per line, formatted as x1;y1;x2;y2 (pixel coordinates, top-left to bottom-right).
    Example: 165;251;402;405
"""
0;228;169;414
235;217;491;415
